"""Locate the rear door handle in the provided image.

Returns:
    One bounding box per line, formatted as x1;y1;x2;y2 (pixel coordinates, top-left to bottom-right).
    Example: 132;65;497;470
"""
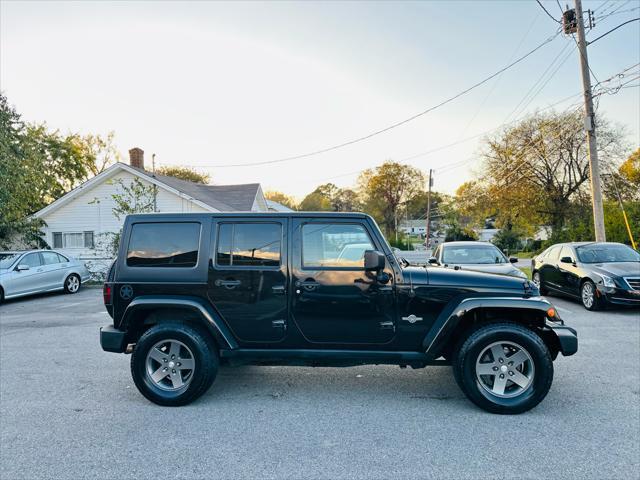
379;320;395;332
271;285;286;295
215;279;242;289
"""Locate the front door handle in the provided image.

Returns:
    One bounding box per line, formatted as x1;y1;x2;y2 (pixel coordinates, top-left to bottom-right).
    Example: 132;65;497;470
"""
215;279;242;289
295;280;319;288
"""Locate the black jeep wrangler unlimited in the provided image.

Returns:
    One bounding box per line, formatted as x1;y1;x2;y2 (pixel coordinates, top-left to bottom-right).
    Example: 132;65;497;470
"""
100;212;577;413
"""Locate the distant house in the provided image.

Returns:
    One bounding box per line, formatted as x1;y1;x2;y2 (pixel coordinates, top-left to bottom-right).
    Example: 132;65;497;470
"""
399;220;427;235
32;147;269;261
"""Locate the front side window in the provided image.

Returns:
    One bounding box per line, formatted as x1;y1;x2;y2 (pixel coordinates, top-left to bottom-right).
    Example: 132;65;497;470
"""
21;253;42;268
559;246;574;262
302;223;374;268
127;222;200;267
216;223;281;267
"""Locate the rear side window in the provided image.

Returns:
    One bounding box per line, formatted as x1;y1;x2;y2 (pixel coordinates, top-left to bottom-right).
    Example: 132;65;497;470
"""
42;251;61;265
127;222;200;267
216;223;281;267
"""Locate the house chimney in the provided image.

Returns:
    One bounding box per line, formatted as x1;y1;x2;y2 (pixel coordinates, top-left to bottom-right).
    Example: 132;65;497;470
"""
129;147;144;170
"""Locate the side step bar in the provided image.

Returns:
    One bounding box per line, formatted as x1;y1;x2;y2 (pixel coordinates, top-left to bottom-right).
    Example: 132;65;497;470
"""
219;348;450;367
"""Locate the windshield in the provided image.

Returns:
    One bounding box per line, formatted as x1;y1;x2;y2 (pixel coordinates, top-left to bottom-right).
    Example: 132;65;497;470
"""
442;245;507;265
0;253;21;269
576;244;640;264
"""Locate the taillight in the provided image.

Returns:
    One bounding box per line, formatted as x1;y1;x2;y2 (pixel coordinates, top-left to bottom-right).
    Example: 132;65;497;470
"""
103;284;112;305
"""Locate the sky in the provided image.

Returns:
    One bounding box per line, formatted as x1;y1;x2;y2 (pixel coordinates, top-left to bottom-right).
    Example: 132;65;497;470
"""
1;0;639;199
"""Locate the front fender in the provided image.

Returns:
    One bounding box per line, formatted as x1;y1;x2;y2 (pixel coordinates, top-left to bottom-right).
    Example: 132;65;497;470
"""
121;295;238;350
423;296;556;359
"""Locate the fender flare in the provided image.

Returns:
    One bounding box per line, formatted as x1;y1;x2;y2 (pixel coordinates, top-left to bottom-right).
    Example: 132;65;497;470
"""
121;295;238;349
423;296;554;358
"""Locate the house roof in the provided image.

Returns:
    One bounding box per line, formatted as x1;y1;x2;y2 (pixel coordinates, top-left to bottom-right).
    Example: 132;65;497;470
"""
34;162;263;218
135;168;260;212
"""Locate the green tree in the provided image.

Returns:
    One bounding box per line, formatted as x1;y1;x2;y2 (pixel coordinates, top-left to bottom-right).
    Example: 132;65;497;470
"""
357;161;425;236
492;227;523;253
264;191;298;210
299;191;332;211
156;165;210;184
478;110;625;237
0;95;110;247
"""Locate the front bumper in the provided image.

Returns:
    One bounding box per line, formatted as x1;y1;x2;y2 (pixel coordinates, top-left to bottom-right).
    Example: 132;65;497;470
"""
100;325;126;353
546;320;578;357
598;286;640;307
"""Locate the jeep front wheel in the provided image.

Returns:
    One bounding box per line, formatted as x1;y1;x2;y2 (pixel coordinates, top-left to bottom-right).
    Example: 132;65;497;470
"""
130;322;218;406
453;323;553;414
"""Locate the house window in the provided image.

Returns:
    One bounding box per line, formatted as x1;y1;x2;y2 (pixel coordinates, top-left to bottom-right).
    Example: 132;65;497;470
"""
52;231;95;249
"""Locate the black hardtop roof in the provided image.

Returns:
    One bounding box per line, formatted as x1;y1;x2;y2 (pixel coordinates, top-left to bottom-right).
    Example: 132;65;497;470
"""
126;211;372;221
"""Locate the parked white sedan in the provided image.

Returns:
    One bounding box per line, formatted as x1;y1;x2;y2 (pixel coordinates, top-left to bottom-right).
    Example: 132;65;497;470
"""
0;250;91;303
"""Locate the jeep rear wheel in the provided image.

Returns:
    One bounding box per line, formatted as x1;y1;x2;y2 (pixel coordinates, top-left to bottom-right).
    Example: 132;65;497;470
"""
453;323;553;414
131;322;218;406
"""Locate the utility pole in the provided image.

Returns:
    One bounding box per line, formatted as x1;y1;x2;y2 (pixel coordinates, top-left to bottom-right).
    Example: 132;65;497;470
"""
574;0;606;241
425;169;433;252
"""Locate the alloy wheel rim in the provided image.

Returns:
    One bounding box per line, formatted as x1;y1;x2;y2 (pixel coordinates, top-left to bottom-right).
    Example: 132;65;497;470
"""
145;339;195;391
475;341;535;398
582;283;594;308
67;276;79;292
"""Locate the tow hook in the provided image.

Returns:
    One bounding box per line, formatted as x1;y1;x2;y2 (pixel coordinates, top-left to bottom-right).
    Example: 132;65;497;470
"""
125;343;136;354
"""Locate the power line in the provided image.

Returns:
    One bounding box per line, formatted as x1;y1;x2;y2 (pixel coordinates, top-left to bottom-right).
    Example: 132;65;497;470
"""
588;17;640;45
536;0;561;23
185;31;561;169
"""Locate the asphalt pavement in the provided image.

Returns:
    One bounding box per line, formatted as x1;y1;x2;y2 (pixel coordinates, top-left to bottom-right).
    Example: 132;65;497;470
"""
1;288;639;479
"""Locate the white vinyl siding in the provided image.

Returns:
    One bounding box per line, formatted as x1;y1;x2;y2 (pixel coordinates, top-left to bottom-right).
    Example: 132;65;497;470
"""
40;169;212;258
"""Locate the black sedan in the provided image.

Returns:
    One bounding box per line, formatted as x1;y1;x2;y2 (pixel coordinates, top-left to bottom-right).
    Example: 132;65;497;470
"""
531;242;640;310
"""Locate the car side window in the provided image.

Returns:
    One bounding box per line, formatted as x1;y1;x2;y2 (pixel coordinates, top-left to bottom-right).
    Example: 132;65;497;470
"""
215;222;281;267
560;246;574;262
127;222;201;268
42;252;61;265
302;223;374;268
21;253;42;268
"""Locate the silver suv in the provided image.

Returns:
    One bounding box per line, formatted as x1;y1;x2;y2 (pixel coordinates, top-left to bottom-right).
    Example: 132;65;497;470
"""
0;250;91;303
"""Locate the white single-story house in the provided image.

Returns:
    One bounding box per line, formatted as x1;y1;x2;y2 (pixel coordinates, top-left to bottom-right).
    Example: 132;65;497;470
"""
32;148;269;263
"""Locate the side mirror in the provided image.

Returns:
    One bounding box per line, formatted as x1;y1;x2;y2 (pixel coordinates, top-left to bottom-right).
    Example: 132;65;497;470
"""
364;250;385;271
509;257;518;263
428;257;438;265
16;264;29;271
560;256;573;264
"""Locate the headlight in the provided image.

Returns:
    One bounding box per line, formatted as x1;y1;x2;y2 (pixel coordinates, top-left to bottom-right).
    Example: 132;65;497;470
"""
600;274;616;288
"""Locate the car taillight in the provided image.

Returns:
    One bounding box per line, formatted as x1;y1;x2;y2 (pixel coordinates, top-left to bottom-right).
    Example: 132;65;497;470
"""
103;284;112;305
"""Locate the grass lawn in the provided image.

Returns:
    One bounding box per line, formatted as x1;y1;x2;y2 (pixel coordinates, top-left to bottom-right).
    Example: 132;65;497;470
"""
519;266;532;279
514;251;537;259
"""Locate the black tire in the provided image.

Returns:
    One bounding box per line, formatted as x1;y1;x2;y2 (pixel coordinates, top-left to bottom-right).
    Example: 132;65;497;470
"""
63;274;81;294
453;322;553;414
580;280;601;311
130;322;218;406
0;286;4;304
532;271;548;295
